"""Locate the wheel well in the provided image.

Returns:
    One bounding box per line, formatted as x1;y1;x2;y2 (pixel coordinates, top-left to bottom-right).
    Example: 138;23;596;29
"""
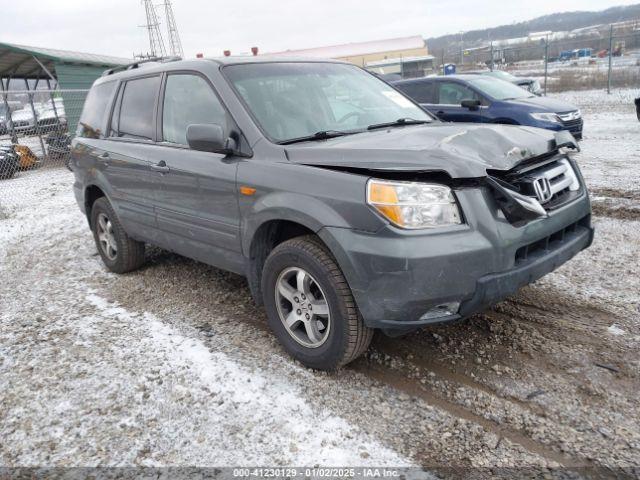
84;185;105;223
248;220;316;305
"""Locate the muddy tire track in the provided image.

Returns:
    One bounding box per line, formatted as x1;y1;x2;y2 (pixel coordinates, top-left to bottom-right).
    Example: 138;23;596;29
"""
590;188;640;201
351;360;589;468
589;187;640;220
591;202;640;221
348;282;640;468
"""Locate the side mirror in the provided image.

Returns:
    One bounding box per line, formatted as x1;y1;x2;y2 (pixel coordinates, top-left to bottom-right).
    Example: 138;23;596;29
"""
186;123;237;154
461;99;482;111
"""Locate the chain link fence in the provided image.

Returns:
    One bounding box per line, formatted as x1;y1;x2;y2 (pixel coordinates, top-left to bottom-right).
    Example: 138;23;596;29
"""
445;26;640;92
0;89;88;207
435;22;640;94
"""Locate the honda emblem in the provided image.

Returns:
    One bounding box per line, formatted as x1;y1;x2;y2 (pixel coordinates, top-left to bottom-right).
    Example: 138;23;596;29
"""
533;177;552;203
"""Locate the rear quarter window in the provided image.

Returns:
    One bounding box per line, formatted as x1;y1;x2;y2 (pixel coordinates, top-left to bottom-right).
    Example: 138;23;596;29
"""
77;81;117;139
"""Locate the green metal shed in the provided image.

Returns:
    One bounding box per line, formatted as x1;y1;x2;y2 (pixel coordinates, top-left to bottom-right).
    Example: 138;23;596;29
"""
0;42;130;133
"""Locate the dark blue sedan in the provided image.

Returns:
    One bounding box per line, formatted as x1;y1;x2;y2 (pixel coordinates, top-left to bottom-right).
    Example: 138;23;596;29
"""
393;75;583;139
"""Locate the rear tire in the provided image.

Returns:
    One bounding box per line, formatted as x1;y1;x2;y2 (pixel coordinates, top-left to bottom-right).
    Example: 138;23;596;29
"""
90;197;145;273
262;235;373;370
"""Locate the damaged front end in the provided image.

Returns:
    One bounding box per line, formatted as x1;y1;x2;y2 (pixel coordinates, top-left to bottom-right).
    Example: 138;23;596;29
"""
295;129;584;229
292;129;591;334
484;130;583;226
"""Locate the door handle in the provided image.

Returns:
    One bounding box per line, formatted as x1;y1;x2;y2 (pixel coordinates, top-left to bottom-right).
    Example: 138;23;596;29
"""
150;160;170;173
436;110;445;116
99;151;110;168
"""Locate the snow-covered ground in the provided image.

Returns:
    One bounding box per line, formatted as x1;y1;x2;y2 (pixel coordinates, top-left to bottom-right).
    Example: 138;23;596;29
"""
1;88;639;472
559;89;640;193
0;170;415;468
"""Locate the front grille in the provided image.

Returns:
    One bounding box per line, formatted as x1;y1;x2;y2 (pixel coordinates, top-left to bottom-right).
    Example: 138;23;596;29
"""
560;118;583;133
515;215;590;265
560;118;582;127
498;157;581;211
557;111;583;135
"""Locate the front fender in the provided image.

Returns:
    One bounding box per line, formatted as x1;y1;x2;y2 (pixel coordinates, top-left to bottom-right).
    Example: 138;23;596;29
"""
240;191;356;256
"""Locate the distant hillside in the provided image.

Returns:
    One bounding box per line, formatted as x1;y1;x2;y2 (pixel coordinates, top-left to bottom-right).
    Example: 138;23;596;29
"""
427;4;640;52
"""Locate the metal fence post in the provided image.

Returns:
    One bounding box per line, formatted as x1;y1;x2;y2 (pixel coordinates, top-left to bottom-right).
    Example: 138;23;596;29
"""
607;24;613;94
543;36;549;96
23;78;48;161
490;42;494;71
0;77;18;143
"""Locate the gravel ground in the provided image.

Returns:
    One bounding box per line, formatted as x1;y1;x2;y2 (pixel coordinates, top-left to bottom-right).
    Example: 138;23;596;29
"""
1;89;639;476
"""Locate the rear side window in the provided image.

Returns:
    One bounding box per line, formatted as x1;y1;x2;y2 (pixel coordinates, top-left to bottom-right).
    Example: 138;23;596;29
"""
77;81;117;138
114;76;161;140
395;81;435;104
162;74;226;145
437;82;480;105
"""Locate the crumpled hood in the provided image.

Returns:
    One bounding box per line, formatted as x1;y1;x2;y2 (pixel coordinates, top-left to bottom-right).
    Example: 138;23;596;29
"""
285;123;573;178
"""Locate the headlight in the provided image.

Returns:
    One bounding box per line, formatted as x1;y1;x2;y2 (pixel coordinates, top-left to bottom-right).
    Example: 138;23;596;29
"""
366;179;462;229
530;112;560;123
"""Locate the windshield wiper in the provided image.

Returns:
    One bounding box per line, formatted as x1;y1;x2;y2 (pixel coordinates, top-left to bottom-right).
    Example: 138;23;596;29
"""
366;118;430;131
279;130;351;145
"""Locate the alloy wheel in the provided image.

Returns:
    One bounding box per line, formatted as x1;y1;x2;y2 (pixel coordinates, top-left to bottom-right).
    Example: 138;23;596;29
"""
275;266;331;348
96;213;118;261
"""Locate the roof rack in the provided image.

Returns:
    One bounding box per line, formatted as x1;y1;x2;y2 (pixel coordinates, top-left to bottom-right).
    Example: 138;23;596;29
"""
102;56;182;76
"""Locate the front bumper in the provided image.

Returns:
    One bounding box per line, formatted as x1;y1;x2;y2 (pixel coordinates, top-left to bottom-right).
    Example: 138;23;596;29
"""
319;186;592;333
457;220;592;318
536;119;583;140
561;118;583;140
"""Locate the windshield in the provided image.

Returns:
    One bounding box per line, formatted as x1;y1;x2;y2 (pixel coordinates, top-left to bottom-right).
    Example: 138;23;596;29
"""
224;62;432;143
485;70;516;81
465;76;533;101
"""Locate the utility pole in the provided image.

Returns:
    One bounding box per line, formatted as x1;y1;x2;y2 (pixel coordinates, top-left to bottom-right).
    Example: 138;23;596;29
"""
607;24;614;94
459;31;464;66
141;0;166;58
163;0;184;57
543;34;549;96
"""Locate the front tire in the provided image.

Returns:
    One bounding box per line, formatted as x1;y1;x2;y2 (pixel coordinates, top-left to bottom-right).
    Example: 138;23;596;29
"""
90;197;145;273
262;235;373;370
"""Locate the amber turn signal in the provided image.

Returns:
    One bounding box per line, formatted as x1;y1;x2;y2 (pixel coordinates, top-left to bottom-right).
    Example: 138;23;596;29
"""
367;182;404;227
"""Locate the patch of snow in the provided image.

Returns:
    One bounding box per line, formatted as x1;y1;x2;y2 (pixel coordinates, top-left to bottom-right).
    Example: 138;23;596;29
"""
83;292;413;467
607;325;626;336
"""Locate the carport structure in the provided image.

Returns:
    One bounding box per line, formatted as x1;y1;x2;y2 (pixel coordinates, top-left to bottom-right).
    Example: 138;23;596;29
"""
0;42;129;157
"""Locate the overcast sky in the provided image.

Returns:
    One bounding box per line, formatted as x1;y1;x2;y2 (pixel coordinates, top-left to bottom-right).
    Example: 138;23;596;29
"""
2;0;638;59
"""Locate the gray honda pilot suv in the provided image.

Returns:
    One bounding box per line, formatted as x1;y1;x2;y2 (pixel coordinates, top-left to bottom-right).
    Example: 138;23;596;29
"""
71;57;593;370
